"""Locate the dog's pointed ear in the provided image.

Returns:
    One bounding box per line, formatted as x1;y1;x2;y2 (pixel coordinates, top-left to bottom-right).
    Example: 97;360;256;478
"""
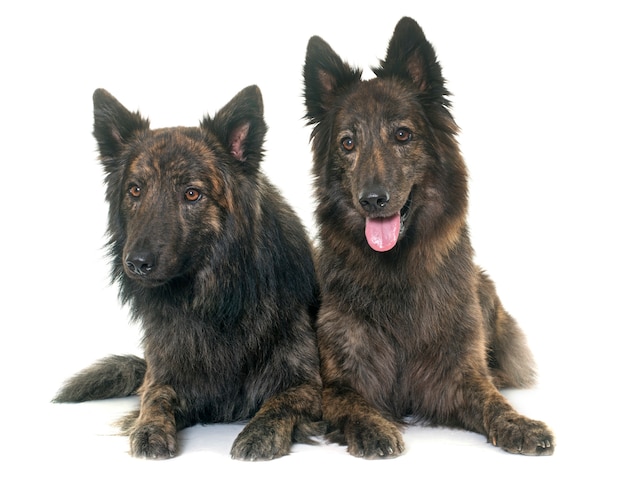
303;36;362;124
374;17;449;103
92;89;150;160
203;85;267;167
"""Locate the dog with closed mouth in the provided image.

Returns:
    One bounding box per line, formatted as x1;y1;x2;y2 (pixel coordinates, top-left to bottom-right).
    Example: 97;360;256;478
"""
54;86;322;460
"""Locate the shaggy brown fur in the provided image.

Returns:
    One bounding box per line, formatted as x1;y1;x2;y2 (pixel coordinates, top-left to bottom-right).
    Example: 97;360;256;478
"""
303;17;554;457
54;86;322;460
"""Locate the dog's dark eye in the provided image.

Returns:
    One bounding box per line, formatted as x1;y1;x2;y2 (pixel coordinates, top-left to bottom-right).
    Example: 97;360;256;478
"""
341;137;355;152
128;185;141;198
184;188;201;202
395;128;412;143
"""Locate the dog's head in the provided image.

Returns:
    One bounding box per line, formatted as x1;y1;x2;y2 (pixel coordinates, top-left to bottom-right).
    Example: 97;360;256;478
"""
92;86;267;288
304;17;467;254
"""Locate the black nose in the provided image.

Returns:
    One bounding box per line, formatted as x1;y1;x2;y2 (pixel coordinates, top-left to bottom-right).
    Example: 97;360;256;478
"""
125;252;156;276
359;189;390;213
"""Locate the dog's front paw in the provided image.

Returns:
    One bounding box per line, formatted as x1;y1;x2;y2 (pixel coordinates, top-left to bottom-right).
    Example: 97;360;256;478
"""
343;416;405;459
129;423;177;459
231;419;292;461
489;413;554;456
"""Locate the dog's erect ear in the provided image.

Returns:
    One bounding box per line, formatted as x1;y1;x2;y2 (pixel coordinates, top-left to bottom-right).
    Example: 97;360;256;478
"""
303;36;362;124
203;85;267;168
92;89;150;160
373;17;449;104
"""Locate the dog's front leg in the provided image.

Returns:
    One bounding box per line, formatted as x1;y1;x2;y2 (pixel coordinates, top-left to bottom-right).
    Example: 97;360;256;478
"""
127;382;178;459
458;374;554;456
322;385;405;459
231;383;322;461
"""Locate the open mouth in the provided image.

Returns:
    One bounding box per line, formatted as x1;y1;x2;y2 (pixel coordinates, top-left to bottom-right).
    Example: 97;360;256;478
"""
399;196;412;234
364;193;412;252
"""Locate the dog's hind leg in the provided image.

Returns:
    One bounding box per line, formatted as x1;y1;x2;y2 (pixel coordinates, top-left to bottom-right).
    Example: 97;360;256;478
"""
477;271;537;388
230;382;323;461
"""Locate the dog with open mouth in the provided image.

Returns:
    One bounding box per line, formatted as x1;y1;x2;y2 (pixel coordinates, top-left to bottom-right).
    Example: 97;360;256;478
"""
303;17;555;458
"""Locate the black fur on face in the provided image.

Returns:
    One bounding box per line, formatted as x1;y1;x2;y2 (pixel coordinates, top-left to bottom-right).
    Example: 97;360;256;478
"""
93;87;268;293
304;17;468;256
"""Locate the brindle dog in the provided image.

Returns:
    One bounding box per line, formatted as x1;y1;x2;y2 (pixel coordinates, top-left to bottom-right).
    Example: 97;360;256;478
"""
55;86;322;460
303;17;554;458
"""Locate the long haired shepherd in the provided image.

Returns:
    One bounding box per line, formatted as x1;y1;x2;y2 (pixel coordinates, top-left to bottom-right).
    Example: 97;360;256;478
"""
303;17;554;457
54;86;322;460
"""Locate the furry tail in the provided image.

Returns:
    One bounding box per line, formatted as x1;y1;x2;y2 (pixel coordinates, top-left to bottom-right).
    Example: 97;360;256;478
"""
478;272;537;389
53;354;146;402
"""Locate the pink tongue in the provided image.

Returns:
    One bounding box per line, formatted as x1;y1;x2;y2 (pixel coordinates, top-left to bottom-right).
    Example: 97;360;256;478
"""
365;214;401;252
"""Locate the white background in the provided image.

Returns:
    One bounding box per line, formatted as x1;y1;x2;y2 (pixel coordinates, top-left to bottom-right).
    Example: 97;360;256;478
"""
1;1;624;491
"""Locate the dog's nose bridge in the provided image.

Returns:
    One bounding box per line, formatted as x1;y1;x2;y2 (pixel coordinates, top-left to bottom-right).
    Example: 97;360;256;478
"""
123;200;167;277
355;146;392;213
